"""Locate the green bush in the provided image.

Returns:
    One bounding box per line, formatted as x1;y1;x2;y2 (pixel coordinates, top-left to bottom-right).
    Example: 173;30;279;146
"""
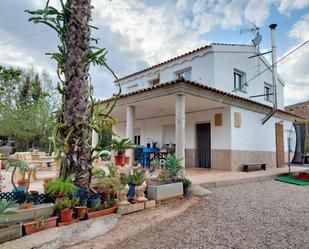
54;197;79;212
45;176;77;197
165;155;182;181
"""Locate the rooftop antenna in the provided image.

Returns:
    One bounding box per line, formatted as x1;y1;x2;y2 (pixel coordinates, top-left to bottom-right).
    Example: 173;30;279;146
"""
231;25;261;94
240;24;262;47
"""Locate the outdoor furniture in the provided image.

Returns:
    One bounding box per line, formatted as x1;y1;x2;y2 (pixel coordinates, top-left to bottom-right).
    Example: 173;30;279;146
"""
135;147;176;168
242;163;267;172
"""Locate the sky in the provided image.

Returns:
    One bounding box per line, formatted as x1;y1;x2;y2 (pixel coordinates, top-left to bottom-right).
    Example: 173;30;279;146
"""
0;0;308;105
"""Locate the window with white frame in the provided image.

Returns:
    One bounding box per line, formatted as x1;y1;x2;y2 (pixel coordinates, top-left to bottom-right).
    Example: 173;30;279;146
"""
264;83;273;102
233;69;246;92
148;73;160;87
175;68;192;80
149;77;160;86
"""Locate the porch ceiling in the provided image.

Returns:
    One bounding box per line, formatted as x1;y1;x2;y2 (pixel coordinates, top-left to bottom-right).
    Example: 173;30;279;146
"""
109;94;227;121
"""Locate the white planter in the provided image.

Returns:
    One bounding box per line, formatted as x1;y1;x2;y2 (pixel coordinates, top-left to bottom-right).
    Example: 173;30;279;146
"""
147;182;183;201
0;222;22;244
4;203;54;223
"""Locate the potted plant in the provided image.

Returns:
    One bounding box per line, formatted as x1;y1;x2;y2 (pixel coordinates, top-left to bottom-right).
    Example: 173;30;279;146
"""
75;206;89;219
22;216;58;235
127;166;147;201
105;138;134;166
132;169;148;202
86;185;118;220
177;178;192;195
5;158;36;192
45;176;77;199
86;200;117;219
147;155;184;201
54;197;79;222
99;177;124;202
0;199;22;243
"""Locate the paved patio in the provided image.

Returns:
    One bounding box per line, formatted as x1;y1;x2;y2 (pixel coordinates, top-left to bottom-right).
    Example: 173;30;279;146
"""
186;165;309;187
1;165;308;193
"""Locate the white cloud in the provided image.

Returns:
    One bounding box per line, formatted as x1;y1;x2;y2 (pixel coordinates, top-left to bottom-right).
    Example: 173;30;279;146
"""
244;0;272;26
93;1;207;65
279;14;309;105
288;14;309;41
93;0;276;66
278;0;309;14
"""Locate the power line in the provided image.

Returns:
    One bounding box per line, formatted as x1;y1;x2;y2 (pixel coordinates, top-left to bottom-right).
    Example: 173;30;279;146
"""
245;39;309;86
0;29;50;47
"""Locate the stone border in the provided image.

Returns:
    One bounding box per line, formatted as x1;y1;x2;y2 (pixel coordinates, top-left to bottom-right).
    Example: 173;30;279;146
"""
2;214;120;249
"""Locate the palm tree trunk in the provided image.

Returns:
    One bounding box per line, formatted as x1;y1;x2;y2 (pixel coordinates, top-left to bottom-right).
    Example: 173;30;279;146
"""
62;0;92;188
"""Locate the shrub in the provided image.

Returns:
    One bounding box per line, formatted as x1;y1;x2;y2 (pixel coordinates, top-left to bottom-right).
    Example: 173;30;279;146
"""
45;176;77;197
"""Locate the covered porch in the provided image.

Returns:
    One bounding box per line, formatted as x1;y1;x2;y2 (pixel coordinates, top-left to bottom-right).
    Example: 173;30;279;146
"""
99;81;235;171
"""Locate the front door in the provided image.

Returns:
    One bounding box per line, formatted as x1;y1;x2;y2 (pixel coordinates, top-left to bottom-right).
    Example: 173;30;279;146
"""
276;123;285;167
196;123;211;168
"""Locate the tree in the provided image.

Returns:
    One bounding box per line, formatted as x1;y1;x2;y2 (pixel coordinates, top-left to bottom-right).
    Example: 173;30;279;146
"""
0;66;56;152
27;0;119;189
0;66;22;146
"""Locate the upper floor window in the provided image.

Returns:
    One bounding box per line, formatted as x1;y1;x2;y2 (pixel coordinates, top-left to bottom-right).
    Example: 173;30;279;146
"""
233;69;246;92
264;83;273;102
148;74;160;87
175;68;191;80
127;83;138;92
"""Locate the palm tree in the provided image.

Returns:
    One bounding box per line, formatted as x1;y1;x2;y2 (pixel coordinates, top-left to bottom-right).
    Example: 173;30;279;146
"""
27;0;93;188
27;0;119;189
61;0;92;188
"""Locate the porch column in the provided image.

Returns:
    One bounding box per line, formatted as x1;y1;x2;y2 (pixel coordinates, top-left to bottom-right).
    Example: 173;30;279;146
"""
126;105;135;166
175;94;185;175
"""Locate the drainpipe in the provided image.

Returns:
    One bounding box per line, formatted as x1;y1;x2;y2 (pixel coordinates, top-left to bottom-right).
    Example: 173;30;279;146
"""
262;24;278;125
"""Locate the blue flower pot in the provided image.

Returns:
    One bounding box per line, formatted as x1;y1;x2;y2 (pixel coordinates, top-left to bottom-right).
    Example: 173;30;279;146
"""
129;184;135;198
88;193;101;209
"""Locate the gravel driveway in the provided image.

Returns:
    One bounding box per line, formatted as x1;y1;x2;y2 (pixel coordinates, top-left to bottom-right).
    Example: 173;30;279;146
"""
67;180;308;249
109;180;309;249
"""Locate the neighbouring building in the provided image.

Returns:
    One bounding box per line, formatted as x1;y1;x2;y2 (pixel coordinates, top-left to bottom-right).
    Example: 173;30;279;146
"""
97;43;304;171
285;100;309;119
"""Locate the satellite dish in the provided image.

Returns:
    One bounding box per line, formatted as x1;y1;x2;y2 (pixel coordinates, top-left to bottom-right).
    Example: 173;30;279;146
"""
240;24;262;47
252;32;262;46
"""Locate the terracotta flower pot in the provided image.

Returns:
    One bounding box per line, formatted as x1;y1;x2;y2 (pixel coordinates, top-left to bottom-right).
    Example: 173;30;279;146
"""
60;208;73;222
102;190;115;201
23;216;57;235
124;156;130;165
17;180;29;189
114;155;125;166
86;204;117;219
19;203;33;210
75;206;89;219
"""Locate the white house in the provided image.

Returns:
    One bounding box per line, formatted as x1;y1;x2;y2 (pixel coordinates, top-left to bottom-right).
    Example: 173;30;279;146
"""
98;43;304;171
